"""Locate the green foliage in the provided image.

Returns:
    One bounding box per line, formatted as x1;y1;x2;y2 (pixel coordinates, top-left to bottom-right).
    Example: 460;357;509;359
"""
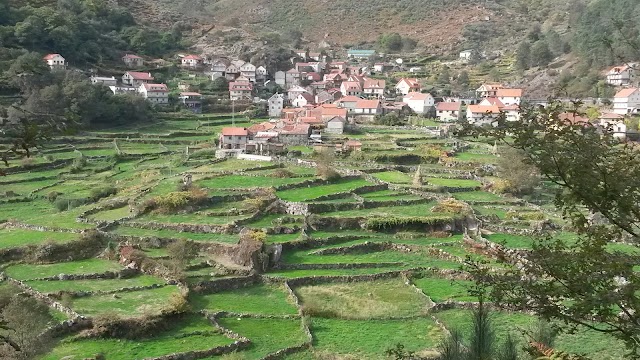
375;112;407;126
461;101;640;357
495;146;540;195
364;216;455;231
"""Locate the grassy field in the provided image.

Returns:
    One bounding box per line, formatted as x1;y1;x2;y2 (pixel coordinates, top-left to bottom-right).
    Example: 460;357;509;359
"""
0;228;78;249
191;284;298;315
26;275;165;294
412;277;477;303
217;317;308;358
296;279;430;319
5;259;124;280
68;286;181;317
44;314;234;360
310;317;444;358
0;114;624;359
277;178;372;202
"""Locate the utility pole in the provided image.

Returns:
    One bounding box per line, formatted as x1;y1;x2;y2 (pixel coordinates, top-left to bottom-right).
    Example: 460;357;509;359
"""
232;99;235;126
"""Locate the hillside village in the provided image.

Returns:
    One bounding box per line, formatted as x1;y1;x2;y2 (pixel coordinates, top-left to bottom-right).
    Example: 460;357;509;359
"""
41;47;640;159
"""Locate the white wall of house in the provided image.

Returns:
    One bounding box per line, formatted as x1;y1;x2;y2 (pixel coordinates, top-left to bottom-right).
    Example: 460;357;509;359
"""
613;92;640;115
436;110;459;122
498;96;521;106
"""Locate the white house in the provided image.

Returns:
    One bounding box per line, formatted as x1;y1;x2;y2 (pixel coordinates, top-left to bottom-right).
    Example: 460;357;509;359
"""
355;99;382;115
225;63;240;81
613;88;640;115
239;62;257;82
403;92;434;114
122;71;154;87
122;54;144;68
340;81;362;97
287;86;308;102
436;102;461;122
256;66;268;82
229;81;253;101
138;83;169;105
476;83;504;98
395;78;421;95
275;71;286;86
599;112;627;138
607;64;637;86
91;76;117;87
43;54;65;70
268;93;285;118
219;127;249;149
466;105;500;126
363;79;386;98
181;55;203;68
496;88;523;106
210;59;230;79
292;93;314;108
459;50;473;62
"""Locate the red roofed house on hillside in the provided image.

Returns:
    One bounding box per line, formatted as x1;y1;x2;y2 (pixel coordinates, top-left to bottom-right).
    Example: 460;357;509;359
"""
123;71;154;87
436;102;462;122
229;81;253;101
219;127;249;149
466;105;501;126
363;79;386;98
335;96;362;113
476;83;505;98
607;64;637;86
43;54;66;70
179;92;202;113
355;99;382;115
599;112;627;138
479;97;505;109
403;92;434;114
341;81;362;96
292;93;315;108
122;54;144;68
138;83;169;105
395;78;421;95
496;88;523;106
247;122;276;136
277;124;311;145
613;88;640;115
181;55;204;68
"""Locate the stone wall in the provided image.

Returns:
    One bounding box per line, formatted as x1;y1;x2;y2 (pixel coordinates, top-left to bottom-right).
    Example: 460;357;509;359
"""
192;274;261;294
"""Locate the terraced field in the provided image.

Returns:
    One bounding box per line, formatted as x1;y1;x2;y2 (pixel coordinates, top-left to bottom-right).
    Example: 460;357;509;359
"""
0;114;627;359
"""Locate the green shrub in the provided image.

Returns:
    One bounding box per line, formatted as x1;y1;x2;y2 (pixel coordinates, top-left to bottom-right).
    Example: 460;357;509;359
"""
89;186;117;202
53;198;87;212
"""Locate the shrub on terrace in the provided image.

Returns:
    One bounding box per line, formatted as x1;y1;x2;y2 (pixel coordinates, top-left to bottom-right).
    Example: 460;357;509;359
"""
431;199;473;216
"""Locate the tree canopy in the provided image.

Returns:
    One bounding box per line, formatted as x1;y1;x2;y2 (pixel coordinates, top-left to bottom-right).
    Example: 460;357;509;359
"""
461;102;640;358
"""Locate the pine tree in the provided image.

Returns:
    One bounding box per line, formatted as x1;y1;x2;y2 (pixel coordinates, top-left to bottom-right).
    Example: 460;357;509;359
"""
516;41;531;70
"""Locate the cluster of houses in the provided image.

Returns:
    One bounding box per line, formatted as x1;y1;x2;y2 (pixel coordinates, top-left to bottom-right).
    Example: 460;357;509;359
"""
43;53;204;112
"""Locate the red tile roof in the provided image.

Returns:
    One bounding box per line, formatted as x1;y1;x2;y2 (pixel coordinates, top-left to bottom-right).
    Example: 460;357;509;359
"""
496;88;523;97
182;55;203;60
364;79;386;89
356;99;381;109
43;54;62;60
221;127;249;136
481;97;505;108
436;102;461;111
142;83;168;92
248;122;276;134
559;112;589;124
615;88;639;98
468;105;500;114
279;123;310;135
122;54;142;59
404;92;432;101
180;92;202;96
299;117;323;125
126;71;154;80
